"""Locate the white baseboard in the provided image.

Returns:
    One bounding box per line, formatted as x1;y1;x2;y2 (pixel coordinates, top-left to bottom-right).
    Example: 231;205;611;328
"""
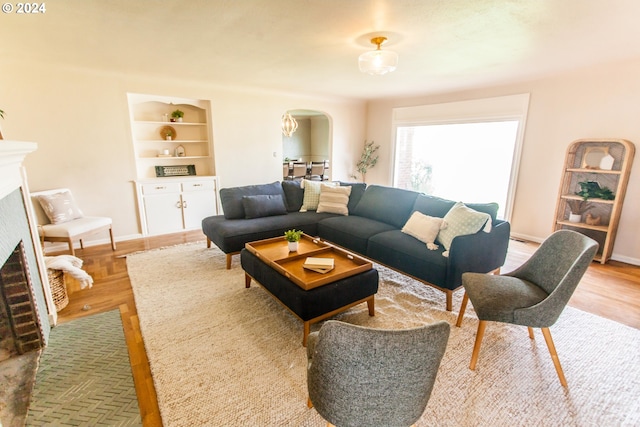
41;233;144;254
510;232;640;266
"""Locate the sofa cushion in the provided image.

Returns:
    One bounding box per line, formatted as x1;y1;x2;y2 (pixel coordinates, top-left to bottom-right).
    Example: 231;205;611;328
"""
318;216;396;255
281;180;304;212
412;194;499;223
37;191;84;224
352;185;419;228
437;202;492;253
401;211;446;250
219;181;285;219
339;182;366;213
317;184;351;216
202;212;338;254
367;230;449;288
241;194;287;219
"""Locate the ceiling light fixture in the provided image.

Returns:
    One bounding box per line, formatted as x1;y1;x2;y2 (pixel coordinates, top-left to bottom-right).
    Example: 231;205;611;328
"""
281;112;298;137
358;36;398;76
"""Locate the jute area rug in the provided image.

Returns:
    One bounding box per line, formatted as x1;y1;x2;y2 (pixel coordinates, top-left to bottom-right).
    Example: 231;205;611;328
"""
127;242;640;427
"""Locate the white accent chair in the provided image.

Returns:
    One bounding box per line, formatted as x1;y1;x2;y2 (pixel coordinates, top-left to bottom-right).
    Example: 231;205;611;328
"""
30;188;116;256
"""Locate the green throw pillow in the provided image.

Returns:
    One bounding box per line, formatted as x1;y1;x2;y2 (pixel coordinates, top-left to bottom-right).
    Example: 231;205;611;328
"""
436;202;492;256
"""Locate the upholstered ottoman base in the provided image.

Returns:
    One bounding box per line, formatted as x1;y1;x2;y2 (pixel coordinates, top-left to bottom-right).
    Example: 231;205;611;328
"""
240;248;379;346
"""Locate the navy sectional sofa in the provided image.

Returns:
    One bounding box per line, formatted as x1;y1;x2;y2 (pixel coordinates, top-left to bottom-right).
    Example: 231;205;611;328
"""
201;180;510;310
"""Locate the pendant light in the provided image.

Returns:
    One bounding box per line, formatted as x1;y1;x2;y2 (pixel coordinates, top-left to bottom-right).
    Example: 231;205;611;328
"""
359;36;398;76
281;112;298;137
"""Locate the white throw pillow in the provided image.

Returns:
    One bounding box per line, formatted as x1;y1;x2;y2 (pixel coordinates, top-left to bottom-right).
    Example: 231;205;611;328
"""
316;184;352;215
437;202;492;257
300;180;337;212
401;211;447;250
37;191;84;224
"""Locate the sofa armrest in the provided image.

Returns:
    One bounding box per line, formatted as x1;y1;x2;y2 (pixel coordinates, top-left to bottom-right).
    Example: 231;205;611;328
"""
446;220;511;288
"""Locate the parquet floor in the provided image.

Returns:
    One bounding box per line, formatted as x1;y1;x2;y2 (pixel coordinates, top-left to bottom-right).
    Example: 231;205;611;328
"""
55;231;640;427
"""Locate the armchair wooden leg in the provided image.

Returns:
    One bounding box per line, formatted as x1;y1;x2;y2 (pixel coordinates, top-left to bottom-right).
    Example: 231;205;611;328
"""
67;238;75;256
109;227;116;251
207;237;212;248
307;397;313;408
528;327;534;339
541;327;568;387
470;320;487;370
226;254;232;270
456;292;469;327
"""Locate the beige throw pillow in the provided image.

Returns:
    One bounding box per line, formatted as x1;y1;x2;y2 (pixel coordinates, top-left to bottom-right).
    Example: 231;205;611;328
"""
300;180;338;212
316;184;352;215
401;211;447;250
37;191;84;224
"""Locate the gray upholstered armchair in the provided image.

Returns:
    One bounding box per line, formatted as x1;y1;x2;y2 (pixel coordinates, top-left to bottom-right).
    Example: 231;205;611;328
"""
307;320;450;427
456;229;598;387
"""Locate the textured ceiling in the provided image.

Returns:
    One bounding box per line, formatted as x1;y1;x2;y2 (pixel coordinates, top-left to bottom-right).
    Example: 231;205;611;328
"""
3;0;640;100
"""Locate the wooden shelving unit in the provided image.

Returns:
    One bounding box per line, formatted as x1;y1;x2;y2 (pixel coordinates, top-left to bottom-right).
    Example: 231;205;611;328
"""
553;139;635;264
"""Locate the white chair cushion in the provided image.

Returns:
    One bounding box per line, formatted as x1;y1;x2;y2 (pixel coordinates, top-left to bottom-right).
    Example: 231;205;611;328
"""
38;216;112;238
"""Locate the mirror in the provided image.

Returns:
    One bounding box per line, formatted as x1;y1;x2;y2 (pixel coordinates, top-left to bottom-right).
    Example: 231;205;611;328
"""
582;146;610;170
282;109;331;180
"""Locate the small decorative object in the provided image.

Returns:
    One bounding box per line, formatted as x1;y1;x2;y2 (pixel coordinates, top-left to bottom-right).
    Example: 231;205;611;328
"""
350;140;380;183
155;164;196;177
599;153;614;170
566;199;592;223
160;125;177;140
171;109;184;123
284;229;303;252
162;113;169;122
575;181;615;200
585;213;602;226
174;145;186;157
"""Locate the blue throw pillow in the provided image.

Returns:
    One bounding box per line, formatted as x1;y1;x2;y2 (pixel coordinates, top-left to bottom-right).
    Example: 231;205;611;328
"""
242;194;288;219
219;181;285;219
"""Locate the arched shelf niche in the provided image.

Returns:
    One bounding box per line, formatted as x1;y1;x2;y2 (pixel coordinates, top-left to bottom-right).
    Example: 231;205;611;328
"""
282;109;332;180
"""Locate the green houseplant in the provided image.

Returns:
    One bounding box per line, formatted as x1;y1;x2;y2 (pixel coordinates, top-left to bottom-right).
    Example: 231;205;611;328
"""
171;109;184;122
284;229;303;251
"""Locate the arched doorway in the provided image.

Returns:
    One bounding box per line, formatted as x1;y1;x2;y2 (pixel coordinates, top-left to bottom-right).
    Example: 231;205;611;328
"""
282;109;331;180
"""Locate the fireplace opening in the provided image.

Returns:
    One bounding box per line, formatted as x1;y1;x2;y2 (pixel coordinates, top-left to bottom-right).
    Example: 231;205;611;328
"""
0;241;45;362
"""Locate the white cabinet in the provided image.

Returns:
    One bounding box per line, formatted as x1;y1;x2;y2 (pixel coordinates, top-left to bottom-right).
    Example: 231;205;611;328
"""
136;178;218;236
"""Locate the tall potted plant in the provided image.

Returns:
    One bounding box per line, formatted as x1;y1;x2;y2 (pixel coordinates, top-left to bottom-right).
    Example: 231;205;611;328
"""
351;140;380;183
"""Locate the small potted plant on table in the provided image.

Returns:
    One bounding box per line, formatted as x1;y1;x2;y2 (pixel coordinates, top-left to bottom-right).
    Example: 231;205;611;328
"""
284;229;303;252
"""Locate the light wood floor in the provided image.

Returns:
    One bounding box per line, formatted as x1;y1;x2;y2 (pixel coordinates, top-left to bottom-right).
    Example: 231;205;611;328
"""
55;231;640;427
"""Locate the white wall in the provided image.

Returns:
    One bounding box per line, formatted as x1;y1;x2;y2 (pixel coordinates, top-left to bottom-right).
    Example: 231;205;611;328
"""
365;57;640;264
0;60;366;241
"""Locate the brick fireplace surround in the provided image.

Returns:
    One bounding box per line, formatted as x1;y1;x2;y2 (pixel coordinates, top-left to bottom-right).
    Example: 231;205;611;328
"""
0;141;53;362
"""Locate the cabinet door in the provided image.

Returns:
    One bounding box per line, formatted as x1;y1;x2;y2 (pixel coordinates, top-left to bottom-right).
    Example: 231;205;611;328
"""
144;193;184;235
182;190;217;230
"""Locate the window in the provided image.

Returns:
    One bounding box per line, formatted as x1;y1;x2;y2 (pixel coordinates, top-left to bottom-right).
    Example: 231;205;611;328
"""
392;94;529;221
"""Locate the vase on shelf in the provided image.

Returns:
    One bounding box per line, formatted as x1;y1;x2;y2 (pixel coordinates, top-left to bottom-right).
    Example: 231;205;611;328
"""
568;213;581;223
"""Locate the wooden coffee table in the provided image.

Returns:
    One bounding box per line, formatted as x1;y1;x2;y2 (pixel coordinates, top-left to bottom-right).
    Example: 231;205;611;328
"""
242;234;379;346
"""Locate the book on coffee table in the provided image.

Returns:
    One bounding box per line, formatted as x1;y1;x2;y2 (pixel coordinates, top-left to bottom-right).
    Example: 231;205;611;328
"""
303;257;335;274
